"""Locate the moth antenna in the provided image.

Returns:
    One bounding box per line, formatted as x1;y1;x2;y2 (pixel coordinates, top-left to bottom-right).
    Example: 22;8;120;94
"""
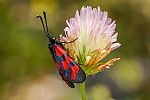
43;11;51;38
36;15;50;39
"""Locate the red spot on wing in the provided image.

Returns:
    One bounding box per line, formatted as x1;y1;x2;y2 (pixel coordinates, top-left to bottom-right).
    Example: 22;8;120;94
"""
71;65;79;80
55;45;67;57
61;60;69;70
62;55;73;70
65;56;73;63
55;62;60;70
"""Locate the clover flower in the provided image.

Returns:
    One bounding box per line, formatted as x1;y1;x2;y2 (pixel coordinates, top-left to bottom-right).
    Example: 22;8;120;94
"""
60;6;121;76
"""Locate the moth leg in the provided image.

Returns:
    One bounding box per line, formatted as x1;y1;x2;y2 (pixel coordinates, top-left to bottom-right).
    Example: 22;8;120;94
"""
78;63;83;65
61;38;78;44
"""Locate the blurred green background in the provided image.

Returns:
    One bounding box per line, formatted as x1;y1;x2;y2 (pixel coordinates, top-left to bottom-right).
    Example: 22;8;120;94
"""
0;0;150;100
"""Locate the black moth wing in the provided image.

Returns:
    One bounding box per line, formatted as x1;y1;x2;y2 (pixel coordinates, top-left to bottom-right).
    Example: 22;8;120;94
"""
49;39;86;88
59;71;75;88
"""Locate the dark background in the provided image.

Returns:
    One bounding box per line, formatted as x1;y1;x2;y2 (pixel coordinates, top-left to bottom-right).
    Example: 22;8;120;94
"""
0;0;150;100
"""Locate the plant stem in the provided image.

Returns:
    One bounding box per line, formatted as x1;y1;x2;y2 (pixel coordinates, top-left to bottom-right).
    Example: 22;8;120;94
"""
80;82;86;100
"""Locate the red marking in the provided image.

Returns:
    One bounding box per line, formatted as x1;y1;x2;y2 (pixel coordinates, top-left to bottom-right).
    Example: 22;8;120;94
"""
55;62;60;70
61;55;74;70
61;60;69;70
55;45;67;57
71;65;79;80
59;70;64;78
65;56;73;63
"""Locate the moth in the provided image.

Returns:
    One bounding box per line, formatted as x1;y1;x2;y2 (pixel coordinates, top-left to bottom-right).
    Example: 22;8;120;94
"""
36;12;86;88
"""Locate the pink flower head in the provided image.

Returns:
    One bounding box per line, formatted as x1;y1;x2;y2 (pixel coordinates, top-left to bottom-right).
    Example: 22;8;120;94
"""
60;6;121;75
